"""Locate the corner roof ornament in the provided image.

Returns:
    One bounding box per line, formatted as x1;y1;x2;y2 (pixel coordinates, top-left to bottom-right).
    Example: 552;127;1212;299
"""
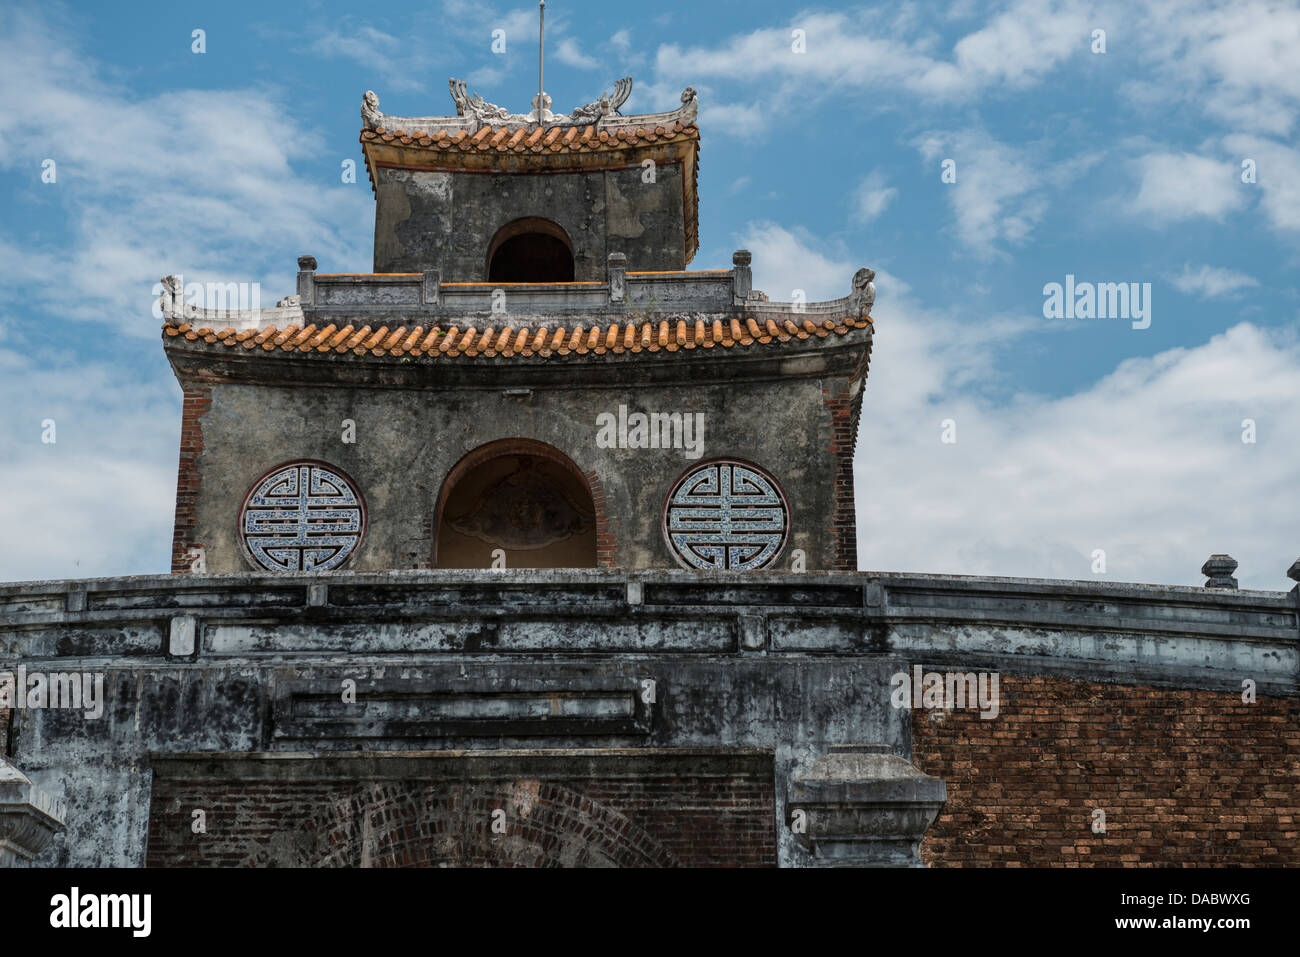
360;81;694;137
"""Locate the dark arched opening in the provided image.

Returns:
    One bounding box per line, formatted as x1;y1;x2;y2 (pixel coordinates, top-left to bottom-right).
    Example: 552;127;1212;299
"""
434;439;597;569
487;218;575;283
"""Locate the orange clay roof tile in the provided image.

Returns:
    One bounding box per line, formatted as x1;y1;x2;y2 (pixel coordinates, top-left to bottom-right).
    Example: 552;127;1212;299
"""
162;313;871;362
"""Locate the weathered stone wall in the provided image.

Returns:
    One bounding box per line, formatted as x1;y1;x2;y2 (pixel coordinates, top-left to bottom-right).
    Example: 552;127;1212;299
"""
3;570;1295;867
914;674;1300;866
145;751;775;867
373;165;687;279
180;374;843;573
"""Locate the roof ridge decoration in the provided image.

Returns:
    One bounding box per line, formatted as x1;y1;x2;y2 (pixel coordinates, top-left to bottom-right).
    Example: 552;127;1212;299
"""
156;260;880;337
161;311;874;361
849;268;876;320
361;81;698;137
158;274;304;332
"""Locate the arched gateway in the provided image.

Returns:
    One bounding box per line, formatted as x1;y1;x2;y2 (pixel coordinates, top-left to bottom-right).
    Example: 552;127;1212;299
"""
434;439;597;569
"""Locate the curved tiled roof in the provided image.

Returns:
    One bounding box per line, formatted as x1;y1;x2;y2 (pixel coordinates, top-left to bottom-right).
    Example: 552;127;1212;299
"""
162;314;872;360
360;120;701;263
360;120;698;155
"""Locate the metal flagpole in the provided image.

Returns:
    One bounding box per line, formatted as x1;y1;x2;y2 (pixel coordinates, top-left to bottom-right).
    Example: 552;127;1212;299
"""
538;0;545;122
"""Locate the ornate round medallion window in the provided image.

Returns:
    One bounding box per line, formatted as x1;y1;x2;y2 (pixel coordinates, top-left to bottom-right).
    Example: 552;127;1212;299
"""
663;459;790;571
239;462;366;572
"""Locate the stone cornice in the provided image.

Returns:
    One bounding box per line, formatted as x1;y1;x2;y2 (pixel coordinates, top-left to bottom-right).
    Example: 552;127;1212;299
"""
3;569;1296;695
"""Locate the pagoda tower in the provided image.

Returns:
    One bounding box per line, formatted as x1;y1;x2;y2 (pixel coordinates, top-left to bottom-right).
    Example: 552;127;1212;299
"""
160;77;876;578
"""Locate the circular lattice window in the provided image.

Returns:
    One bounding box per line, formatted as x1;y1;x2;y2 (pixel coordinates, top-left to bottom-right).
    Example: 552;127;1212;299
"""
239;462;366;572
662;459;790;571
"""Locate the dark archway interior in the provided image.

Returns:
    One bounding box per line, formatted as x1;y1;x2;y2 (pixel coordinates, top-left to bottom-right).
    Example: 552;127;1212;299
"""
488;233;575;283
437;453;596;569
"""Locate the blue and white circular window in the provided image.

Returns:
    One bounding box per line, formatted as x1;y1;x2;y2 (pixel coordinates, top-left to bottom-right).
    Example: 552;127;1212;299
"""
239;461;366;572
663;459;789;571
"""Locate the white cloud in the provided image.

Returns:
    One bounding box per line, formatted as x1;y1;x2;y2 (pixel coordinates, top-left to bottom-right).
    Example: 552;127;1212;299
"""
311;26;399;66
1169;263;1259;298
610;29;631;52
466;64;506;89
0;349;177;582
699;99;767;139
915;129;1046;255
1121;0;1300;136
438;1;536;48
1131;152;1245;223
732;226;1300;590
737;222;858;302
946;0;1092;90
0;9;373;336
859;305;1300;589
305;23;437;95
553;37;598;70
653;2;1092;102
852;171;898;223
1222;134;1300;232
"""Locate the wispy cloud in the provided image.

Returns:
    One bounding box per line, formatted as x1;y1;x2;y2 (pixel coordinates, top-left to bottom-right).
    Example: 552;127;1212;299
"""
1222;134;1300;232
1120;0;1300;137
0;8;373;335
1131;152;1245;223
852;170;898;223
0;348;177;581
653;2;1092;102
1169;263;1259;298
733;225;1300;589
553;37;598;70
915;129;1047;256
737;222;859;302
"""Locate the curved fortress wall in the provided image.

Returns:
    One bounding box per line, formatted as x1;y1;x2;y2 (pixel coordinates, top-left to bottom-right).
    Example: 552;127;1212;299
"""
1;570;1295;867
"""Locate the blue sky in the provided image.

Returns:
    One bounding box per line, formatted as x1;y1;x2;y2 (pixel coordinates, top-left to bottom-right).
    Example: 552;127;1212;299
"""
1;0;1297;587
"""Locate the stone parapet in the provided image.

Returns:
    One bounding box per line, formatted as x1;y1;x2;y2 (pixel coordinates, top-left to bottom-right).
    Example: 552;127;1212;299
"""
1;569;1295;694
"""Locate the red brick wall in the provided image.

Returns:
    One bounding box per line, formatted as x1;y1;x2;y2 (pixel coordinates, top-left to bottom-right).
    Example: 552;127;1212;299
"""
147;770;775;867
913;674;1299;866
584;468;617;568
170;384;212;573
821;384;858;570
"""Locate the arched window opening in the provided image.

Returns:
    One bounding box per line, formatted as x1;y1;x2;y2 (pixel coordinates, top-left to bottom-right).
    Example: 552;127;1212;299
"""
486;218;575;283
435;441;597;569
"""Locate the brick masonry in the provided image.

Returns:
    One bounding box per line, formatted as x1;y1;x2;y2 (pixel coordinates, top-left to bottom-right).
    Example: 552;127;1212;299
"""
146;765;776;867
170;384;212;574
913;674;1300;866
585;469;617;568
821;384;858;570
